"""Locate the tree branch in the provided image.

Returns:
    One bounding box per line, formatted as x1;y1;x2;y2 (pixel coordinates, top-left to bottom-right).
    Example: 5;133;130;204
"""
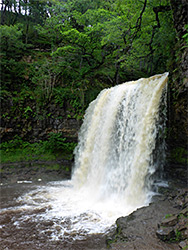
135;0;147;31
153;5;171;28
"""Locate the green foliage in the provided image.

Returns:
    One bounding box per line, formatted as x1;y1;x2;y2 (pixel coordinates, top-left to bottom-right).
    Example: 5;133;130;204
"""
0;134;77;163
175;229;182;242
0;147;56;163
182;24;188;46
0;24;28;90
0;135;29;152
164;214;173;219
0;0;178;144
0;89;12;101
43;132;77;153
0;0;177;89
171;147;188;164
178;213;188;220
182;246;188;250
0;24;25;58
50;0;176;85
0;134;77;155
31;58;57;102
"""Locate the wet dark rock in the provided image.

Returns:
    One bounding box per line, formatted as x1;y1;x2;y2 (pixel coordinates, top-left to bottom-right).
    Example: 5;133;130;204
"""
174;189;188;209
179;240;188;249
156;227;175;241
43;221;54;227
44;231;53;236
176;217;188;231
107;187;188;250
160;215;178;227
55;225;62;232
156;190;188;245
180;207;188;216
0;158;72;184
180;227;188;240
107;197;180;249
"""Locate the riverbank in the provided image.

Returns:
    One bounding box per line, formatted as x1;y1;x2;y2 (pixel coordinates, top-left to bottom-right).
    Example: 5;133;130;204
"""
0;158;72;184
106;183;188;250
105;158;188;250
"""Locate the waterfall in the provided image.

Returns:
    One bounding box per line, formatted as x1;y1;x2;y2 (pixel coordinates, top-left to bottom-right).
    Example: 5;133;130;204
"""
72;72;168;208
13;73;169;242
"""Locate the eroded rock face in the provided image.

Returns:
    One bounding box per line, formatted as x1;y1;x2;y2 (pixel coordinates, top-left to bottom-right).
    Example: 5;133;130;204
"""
156;227;175;241
156;205;188;247
0;100;81;143
170;0;188;40
168;0;188;149
106;197;180;250
164;0;188;198
160;215;178;227
106;188;188;250
156;189;188;248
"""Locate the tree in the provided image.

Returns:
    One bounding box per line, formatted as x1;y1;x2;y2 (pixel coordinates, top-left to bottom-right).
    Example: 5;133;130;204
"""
50;0;175;86
0;24;26;90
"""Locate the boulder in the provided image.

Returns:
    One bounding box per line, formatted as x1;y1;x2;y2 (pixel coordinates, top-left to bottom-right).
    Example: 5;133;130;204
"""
161;215;178;227
156;227;175;241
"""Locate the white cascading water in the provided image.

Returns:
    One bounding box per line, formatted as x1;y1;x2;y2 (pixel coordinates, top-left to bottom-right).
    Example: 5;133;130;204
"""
72;72;168;206
13;72;168;240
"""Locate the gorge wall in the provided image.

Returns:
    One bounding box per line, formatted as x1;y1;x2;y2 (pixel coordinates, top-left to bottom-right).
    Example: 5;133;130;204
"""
1;99;81;143
165;0;188;183
168;0;188;146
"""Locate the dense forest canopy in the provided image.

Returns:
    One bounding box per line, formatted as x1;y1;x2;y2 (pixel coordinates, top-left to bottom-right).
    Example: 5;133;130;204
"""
1;0;187;146
1;0;176;93
1;0;188;166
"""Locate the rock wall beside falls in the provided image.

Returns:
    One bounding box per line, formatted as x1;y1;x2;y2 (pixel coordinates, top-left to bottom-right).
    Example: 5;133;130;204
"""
0;100;81;143
165;0;188;185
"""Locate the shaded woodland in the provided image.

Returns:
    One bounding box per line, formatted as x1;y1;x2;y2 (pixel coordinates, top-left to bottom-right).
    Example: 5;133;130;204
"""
0;0;187;166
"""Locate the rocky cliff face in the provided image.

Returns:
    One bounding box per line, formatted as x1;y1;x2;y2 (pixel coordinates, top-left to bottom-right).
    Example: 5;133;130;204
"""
0;97;81;143
169;0;188;139
165;0;188;183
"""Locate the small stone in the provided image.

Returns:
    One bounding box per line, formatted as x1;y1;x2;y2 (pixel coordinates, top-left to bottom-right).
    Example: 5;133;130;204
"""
179;239;188;249
156;227;175;241
176;198;184;207
181;228;188;240
161;215;178;227
55;225;62;231
176;217;188;231
64;231;69;236
180;207;188;216
43;221;54;227
44;230;53;236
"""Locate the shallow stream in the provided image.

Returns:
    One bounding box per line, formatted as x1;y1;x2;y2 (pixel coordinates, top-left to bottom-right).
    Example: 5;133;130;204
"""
0;179;111;250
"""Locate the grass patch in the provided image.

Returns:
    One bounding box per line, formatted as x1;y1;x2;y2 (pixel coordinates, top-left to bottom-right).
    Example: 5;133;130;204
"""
0;149;57;163
164;214;173;219
0;134;77;164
